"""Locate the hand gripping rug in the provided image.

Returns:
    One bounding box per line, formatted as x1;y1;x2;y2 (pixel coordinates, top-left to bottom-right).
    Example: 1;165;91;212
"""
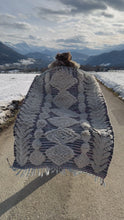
12;66;114;182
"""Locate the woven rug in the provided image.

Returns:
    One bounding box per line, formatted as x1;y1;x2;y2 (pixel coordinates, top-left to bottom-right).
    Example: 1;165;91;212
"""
12;66;114;181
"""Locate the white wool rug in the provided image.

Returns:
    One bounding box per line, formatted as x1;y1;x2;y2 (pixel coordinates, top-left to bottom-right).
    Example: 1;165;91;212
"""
12;67;114;182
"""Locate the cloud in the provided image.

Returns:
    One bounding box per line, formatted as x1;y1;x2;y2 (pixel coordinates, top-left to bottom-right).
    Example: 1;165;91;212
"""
56;37;84;44
0;0;124;52
113;23;124;27
95;31;113;36
0;21;31;30
100;12;114;18
38;7;68;16
29;35;36;40
37;1;107;21
19;58;35;65
118;29;124;34
37;7;69;21
12;22;31;30
57;44;80;49
59;0;107;13
0;13;16;20
59;0;124;12
56;36;89;50
103;0;124;11
0;13;31;30
36;0;123;22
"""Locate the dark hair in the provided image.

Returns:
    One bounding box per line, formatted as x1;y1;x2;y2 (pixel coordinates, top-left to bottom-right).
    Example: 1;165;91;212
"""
56;52;72;61
48;52;80;68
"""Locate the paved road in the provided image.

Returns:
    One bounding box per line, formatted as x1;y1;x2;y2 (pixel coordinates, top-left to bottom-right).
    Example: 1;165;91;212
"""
0;84;124;220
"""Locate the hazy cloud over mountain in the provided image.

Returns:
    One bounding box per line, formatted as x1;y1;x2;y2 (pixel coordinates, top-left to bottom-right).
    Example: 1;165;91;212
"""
56;37;85;44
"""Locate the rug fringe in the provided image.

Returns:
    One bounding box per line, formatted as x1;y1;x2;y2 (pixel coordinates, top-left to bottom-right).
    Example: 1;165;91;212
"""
9;164;105;185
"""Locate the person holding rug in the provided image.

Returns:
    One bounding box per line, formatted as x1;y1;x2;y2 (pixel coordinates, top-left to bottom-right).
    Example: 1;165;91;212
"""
12;52;114;184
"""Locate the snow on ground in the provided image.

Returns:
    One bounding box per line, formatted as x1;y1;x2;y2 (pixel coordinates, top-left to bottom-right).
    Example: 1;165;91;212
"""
0;73;39;124
91;71;124;100
0;73;39;106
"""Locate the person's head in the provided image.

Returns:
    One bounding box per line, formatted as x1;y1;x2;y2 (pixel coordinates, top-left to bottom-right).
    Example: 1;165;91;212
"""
48;52;80;69
55;52;72;62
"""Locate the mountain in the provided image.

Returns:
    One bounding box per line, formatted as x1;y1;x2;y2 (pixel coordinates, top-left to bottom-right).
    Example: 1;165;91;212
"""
0;42;25;65
26;52;53;60
86;49;124;67
5;41;56;56
5;41;124;57
70;51;88;64
26;52;54;68
4;41;124;68
5;42;89;59
3;41;105;56
26;51;88;65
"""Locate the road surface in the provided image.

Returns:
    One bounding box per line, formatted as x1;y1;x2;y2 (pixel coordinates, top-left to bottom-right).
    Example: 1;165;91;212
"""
0;84;124;220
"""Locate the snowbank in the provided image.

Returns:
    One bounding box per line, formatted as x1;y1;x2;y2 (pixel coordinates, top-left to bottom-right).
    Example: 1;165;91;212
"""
0;73;39;125
92;71;124;100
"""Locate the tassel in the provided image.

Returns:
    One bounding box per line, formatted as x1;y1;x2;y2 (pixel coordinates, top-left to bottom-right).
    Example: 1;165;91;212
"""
95;176;98;182
16;169;22;176
23;169;28;177
46;168;50;176
41;169;43;177
72;170;77;176
56;168;59;174
38;168;41;176
100;178;105;186
61;169;66;176
12;167;18;171
6;158;12;167
51;169;55;174
26;168;31;177
30;168;34;176
20;170;25;177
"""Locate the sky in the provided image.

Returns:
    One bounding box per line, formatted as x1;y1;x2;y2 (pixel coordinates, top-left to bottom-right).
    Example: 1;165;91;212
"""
0;0;124;50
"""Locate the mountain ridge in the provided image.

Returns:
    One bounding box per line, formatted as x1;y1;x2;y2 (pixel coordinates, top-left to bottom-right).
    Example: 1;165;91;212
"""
1;41;124;69
0;42;25;65
86;49;124;67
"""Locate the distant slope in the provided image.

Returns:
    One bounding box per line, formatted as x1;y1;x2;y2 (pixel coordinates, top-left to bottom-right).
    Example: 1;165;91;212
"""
0;42;25;65
26;52;53;61
70;51;88;64
5;42;55;55
5;42;88;64
86;49;124;67
26;52;54;68
26;51;88;65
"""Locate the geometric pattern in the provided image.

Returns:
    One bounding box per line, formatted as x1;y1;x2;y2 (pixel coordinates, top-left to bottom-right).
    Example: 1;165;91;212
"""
48;116;78;128
74;144;90;168
53;91;77;108
46;144;74;166
50;70;77;90
13;66;114;180
45;128;80;144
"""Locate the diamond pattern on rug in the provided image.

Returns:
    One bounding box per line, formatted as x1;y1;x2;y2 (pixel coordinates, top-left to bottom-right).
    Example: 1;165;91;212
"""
53;91;77;108
45;144;74;166
45;128;80;144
